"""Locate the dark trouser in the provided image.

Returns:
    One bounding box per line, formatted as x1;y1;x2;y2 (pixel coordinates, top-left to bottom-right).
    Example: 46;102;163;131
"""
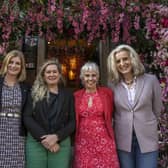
118;132;158;168
26;133;72;168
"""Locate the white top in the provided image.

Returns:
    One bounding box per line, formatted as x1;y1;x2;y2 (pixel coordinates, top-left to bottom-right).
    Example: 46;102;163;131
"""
122;80;136;106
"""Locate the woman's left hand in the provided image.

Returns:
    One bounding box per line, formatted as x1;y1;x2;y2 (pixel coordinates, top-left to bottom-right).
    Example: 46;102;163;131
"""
49;143;60;153
41;134;58;149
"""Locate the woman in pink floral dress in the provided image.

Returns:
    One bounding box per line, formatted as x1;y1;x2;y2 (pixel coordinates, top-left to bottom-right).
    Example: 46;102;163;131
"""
73;62;119;168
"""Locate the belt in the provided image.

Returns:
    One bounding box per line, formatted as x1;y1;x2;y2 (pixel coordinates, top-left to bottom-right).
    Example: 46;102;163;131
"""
0;112;20;118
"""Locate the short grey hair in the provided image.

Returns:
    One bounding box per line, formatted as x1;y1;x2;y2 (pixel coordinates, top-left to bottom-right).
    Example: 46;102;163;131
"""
80;62;99;80
107;44;145;83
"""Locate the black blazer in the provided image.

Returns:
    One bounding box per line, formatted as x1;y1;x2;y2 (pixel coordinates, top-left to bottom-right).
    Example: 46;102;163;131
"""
23;88;75;142
0;77;30;136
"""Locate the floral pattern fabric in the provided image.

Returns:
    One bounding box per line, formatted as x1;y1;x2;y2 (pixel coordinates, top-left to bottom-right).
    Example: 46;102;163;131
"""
74;92;119;168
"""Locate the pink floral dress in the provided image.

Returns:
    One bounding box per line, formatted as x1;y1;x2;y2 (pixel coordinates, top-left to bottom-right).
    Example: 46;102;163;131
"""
74;92;119;168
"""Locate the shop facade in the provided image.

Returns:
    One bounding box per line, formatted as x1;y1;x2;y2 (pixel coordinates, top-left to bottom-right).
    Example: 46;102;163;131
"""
23;37;110;89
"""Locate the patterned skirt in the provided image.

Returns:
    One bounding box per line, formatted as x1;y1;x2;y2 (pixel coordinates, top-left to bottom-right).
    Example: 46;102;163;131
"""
0;116;25;168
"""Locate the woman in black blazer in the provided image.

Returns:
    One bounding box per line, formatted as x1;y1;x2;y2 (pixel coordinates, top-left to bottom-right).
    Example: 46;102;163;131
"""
23;59;75;168
0;50;29;168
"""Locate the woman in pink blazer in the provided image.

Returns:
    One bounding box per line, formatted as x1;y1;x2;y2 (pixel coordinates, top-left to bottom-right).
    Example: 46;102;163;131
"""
73;62;119;168
107;44;163;168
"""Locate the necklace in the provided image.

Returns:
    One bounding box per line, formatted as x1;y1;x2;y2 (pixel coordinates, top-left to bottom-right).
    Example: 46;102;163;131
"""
124;79;133;85
88;96;93;108
124;76;134;85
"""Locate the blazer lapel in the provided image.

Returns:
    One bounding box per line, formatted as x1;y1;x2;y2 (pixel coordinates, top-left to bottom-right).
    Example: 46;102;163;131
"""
20;82;28;108
117;83;132;110
133;75;145;108
56;89;64;115
0;78;4;111
74;89;85;132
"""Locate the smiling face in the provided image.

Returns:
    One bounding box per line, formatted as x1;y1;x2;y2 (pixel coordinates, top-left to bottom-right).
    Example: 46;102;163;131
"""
7;56;22;77
44;64;60;87
82;70;98;92
115;50;133;77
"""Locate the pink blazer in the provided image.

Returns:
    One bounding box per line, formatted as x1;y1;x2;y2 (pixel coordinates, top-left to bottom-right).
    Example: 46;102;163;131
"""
109;74;163;153
74;86;115;139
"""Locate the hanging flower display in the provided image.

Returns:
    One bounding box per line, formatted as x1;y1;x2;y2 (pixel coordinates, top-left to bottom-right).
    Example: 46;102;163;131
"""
0;1;168;167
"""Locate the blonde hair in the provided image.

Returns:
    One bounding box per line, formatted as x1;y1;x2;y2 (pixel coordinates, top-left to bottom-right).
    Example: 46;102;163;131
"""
107;44;145;83
0;50;26;81
32;59;65;105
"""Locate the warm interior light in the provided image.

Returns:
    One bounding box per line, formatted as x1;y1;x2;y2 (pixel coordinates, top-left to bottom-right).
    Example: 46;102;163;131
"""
61;64;67;75
68;70;76;80
69;57;77;69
